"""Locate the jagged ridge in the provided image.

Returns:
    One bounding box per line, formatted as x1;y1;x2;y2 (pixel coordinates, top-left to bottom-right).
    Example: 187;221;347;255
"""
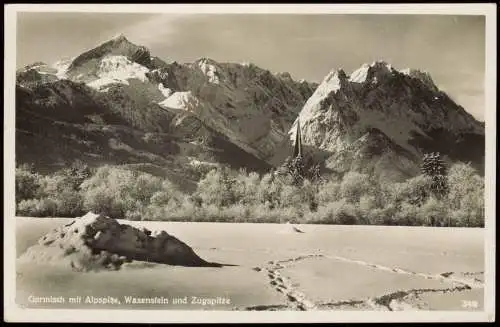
286;60;484;180
15;36;484;183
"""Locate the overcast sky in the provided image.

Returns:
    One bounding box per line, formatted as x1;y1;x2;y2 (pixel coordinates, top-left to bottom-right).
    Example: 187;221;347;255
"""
16;13;485;121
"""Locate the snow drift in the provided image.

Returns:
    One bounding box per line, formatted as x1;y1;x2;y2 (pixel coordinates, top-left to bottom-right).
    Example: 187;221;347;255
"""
18;212;220;271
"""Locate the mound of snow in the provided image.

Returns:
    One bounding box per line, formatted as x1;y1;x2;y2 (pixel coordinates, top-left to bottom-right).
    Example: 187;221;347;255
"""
277;222;306;234
18;212;218;271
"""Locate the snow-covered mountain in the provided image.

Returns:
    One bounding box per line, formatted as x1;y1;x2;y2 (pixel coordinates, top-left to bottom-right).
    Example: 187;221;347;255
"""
15;35;317;186
15;36;484;185
283;61;484;180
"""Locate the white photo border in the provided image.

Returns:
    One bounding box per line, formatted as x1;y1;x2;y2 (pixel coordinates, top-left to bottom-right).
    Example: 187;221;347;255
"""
3;3;496;323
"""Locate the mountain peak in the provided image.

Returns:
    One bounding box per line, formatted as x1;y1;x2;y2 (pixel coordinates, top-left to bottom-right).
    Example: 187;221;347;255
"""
275;71;293;80
67;33;152;74
399;68;438;91
370;60;391;68
24;61;48;70
349;61;395;83
313;68;348;94
110;33;128;42
196;57;218;65
288;58;484;180
336;68;348;79
347;61;439;91
100;33;141;50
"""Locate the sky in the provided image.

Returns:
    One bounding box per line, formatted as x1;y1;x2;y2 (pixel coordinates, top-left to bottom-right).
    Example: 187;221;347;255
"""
16;12;486;121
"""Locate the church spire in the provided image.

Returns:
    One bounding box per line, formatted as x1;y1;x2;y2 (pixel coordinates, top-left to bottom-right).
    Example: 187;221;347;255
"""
293;120;303;158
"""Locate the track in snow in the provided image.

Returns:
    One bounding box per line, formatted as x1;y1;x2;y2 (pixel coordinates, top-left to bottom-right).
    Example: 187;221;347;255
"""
247;252;484;311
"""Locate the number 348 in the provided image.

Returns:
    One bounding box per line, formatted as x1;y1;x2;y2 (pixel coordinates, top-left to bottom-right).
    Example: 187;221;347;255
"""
461;300;479;309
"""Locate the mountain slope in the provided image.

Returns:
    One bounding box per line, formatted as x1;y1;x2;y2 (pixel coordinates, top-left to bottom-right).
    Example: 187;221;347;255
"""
282;61;484;180
15;36;315;184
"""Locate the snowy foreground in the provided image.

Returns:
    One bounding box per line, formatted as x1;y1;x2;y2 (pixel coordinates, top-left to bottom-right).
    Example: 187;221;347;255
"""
16;217;484;311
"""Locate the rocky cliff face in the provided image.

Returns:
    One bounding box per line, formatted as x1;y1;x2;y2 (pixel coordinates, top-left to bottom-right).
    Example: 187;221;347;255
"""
284;61;484;180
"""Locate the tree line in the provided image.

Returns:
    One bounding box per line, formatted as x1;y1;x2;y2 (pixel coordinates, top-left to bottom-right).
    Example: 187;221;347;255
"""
15;153;484;227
